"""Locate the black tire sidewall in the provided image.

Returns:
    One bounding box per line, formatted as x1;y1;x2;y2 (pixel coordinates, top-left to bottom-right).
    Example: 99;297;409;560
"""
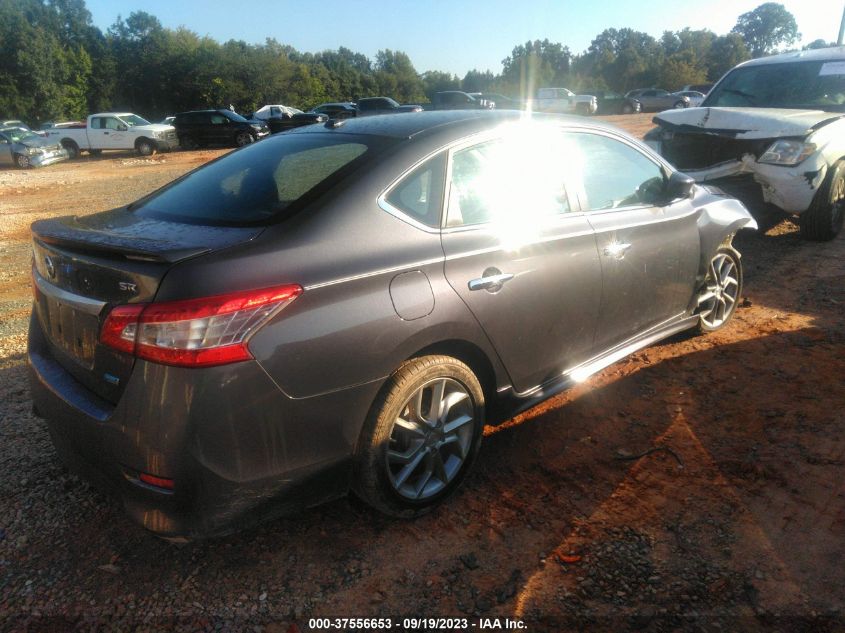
354;356;485;517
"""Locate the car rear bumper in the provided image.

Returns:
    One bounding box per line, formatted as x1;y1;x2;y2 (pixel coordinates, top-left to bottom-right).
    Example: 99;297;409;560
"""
27;311;380;539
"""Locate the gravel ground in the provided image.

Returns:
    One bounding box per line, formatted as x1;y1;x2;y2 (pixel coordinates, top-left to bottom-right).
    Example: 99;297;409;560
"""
1;120;844;632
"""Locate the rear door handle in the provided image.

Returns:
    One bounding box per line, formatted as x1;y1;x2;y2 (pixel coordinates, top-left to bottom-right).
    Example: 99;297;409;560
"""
602;242;631;259
468;272;514;292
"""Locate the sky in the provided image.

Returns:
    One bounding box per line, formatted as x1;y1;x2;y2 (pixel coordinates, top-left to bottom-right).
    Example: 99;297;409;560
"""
85;0;840;77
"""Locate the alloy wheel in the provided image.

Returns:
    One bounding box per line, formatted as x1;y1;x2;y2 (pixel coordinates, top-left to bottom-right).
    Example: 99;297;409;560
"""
386;377;475;501
15;154;31;169
697;252;740;329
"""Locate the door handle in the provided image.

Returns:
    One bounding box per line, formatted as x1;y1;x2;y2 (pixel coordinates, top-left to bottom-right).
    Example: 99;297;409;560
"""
468;272;514;292
602;242;631;259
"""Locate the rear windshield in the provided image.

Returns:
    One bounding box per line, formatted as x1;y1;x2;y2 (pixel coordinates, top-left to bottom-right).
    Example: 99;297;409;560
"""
705;60;845;111
133;133;381;226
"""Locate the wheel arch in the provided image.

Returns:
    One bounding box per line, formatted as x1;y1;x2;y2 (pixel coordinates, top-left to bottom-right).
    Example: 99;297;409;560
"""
134;136;154;149
406;338;499;411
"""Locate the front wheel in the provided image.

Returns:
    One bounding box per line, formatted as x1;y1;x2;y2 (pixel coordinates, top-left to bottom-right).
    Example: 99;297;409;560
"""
353;355;485;517
695;247;743;333
14;153;31;169
137;139;156;156
799;160;845;241
234;131;253;147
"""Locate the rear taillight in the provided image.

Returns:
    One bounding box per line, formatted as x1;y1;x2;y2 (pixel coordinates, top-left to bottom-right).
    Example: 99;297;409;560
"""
100;285;302;367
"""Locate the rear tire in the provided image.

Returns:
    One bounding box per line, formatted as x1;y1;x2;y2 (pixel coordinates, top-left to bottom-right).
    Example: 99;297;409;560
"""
62;140;79;159
14;153;31;169
799;160;845;241
353;355;485;518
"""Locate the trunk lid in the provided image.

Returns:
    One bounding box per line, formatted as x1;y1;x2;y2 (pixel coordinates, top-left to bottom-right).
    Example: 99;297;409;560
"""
31;208;262;403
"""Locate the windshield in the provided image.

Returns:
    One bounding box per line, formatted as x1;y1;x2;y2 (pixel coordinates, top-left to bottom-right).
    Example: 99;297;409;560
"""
133;133;383;225
225;111;250;123
122;114;151;126
704;60;845;112
1;127;39;143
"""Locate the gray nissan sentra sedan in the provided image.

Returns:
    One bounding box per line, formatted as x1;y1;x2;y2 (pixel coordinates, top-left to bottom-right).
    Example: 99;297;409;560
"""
28;111;756;539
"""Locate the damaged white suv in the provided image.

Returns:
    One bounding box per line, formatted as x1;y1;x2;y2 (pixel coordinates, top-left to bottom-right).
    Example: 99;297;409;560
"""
645;47;845;240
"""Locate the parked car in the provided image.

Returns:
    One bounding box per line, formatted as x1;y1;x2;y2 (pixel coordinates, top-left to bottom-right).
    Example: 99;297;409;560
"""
646;46;845;241
28;110;756;539
468;92;524;109
0;126;68;168
534;88;598;114
2;119;48;138
45;112;178;158
673;90;706;106
625;89;689;111
587;90;642;115
251;104;302;121
431;91;494;110
174;109;269;149
250;106;328;133
356;97;423;116
311;102;358;119
681;83;714;95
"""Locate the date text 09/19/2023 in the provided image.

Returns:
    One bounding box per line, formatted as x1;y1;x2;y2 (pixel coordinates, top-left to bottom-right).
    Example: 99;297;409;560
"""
306;617;527;630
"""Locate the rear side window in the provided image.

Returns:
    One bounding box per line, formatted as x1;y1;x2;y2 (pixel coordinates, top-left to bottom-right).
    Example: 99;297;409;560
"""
384;153;447;228
134;135;376;225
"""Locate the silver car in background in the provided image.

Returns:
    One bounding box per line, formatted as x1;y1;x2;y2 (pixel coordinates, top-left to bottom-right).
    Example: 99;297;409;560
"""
625;89;690;111
0;126;68;168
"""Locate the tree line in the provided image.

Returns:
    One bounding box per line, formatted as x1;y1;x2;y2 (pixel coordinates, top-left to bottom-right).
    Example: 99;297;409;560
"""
0;0;825;125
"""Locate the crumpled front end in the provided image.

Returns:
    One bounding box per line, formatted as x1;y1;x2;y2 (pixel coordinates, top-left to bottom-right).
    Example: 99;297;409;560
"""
646;107;845;216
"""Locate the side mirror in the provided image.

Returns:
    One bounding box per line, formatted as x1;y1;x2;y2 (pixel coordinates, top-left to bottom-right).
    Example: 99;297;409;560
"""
117;124;128;131
665;170;695;201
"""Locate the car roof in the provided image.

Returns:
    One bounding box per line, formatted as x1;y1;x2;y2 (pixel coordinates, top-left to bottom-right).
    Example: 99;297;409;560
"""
738;45;845;68
282;109;621;141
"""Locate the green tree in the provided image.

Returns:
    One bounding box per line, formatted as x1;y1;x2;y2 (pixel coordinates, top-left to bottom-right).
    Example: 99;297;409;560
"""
731;2;799;57
577;28;662;91
374;49;424;102
501;39;572;94
706;33;750;80
421;70;460;101
804;39;835;50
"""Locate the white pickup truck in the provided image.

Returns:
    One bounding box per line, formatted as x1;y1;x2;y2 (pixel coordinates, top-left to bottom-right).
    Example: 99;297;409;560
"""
533;88;598;115
46;112;178;158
